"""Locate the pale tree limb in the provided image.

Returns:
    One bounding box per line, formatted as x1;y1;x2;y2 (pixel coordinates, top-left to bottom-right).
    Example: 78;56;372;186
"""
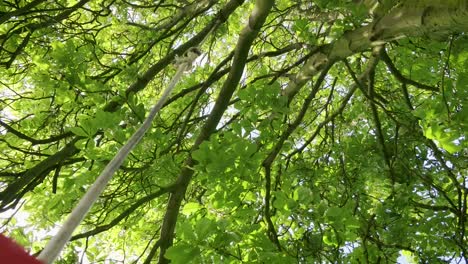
37;54;196;264
284;5;468;98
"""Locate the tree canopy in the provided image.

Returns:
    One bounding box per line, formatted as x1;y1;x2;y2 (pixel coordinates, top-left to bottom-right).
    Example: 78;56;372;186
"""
0;0;467;263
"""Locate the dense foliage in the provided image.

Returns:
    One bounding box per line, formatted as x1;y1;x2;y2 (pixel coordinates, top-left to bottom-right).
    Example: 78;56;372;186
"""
0;0;467;263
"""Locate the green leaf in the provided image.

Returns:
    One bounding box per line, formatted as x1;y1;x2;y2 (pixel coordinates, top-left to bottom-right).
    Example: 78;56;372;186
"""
323;233;338;246
165;244;200;264
195;218;215;239
182;202;202;215
438;138;462;154
326;207;342;218
92;110;118;129
293;186;313;203
69;127;88;137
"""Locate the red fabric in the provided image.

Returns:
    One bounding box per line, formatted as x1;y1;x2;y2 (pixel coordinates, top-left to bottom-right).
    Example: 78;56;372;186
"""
0;234;42;264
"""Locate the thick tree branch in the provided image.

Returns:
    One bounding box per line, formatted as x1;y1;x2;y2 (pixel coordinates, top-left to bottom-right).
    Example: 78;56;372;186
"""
0;0;46;24
0;137;80;211
283;5;468;99
262;63;333;250
0;119;73;145
158;0;274;262
380;49;438;91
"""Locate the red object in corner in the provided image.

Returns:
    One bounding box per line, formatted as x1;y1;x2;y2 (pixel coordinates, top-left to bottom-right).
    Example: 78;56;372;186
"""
0;234;43;264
